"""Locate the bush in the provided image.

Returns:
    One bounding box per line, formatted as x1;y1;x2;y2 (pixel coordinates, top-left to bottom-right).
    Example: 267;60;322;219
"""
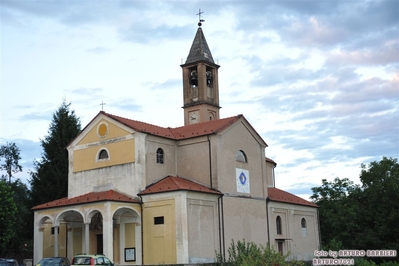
216;239;304;266
354;258;378;266
379;262;399;266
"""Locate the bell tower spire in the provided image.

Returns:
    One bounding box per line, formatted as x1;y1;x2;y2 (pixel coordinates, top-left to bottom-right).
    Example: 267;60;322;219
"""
181;12;221;126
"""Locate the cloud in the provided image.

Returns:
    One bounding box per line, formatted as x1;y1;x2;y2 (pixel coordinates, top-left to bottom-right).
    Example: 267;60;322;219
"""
111;99;143;113
327;40;399;66
67;87;105;97
87;47;111;54
19;110;53;122
118;23;192;44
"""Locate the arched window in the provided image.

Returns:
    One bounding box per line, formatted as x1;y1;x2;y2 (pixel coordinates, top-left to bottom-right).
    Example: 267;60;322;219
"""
235;150;247;163
276;216;282;235
301;218;307;236
301;218;306;228
156;148;164;164
98;149;109;160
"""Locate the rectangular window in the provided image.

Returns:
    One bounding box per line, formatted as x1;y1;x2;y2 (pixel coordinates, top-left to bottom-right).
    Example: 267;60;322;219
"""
154;216;164;225
278;242;283;255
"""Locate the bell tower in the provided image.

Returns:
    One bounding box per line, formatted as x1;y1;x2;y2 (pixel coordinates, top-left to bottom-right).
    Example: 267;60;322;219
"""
181;23;220;125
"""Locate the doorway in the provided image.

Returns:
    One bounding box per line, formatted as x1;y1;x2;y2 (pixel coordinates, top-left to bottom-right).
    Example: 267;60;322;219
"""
97;234;103;254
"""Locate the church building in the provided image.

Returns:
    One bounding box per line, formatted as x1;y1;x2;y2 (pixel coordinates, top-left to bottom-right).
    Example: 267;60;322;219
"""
32;23;320;265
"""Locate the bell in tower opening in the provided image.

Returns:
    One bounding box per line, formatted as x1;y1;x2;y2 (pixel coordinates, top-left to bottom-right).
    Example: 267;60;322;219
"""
190;69;198;87
206;70;212;87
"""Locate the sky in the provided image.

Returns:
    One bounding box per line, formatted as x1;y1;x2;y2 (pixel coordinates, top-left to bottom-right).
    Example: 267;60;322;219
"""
1;0;398;200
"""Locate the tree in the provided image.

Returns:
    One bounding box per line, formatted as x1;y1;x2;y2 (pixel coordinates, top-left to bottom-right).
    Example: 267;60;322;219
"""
6;179;32;251
0;181;17;253
356;157;399;252
0;142;22;183
311;157;399;263
30;101;81;207
310;177;362;248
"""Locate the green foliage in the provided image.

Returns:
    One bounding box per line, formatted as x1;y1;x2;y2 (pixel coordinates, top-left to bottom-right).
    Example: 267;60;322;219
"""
356;157;399;252
0;181;17;253
0;142;22;183
216;239;304;266
379;262;399;266
311;157;399;263
322;238;344;251
310;177;362;248
6;179;32;251
353;259;399;266
30;101;81;207
354;258;378;266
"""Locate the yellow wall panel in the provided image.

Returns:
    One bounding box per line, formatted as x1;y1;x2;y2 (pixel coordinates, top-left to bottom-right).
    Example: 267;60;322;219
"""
73;228;83;255
78;119;132;145
125;223;136;248
143;199;176;265
42;224;67;258
73;139;135;172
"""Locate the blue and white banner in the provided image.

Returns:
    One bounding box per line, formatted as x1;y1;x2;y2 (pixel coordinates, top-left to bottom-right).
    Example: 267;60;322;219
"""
236;168;250;193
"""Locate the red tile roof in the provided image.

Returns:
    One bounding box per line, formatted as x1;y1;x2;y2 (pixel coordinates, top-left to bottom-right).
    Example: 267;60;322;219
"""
139;176;222;196
266;157;277;166
68;111;267;148
32;190;140;211
268;187;318;207
103;111;243;140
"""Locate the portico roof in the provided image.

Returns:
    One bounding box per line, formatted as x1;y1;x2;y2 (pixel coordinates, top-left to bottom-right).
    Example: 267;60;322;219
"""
32;190;140;211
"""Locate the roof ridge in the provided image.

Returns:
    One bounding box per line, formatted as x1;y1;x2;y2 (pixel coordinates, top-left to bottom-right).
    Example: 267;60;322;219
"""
212;114;242;133
105;112;168;129
139;175;222;196
106;189;114;199
171;115;240;131
169;176;181;188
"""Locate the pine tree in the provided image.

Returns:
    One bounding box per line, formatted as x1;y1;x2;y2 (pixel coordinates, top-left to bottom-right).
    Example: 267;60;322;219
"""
30;101;81;207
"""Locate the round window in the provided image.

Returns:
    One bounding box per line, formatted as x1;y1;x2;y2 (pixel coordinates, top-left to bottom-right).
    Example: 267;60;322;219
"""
98;123;108;138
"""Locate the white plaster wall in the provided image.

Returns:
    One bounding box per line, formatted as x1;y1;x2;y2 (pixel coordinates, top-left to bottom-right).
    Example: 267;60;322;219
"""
145;136;177;185
222;196;268;248
269;202;320;261
215;120;267;198
187;194;220;263
69;163;138;198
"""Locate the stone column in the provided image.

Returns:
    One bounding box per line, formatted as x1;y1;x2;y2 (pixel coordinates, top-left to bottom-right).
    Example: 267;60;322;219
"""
33;220;44;264
102;215;113;260
53;226;59;257
85;223;90;253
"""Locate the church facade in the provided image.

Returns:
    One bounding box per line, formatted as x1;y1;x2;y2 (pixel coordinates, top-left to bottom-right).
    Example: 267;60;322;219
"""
32;25;320;265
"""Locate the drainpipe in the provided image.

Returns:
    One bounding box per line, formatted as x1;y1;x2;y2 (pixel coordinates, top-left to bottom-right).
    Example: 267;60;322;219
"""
221;196;225;260
217;194;225;261
139;195;144;264
266;197;271;248
207;135;212;189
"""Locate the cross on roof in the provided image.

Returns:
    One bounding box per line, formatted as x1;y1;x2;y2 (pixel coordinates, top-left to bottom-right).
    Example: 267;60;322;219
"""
197;9;205;26
100;101;106;111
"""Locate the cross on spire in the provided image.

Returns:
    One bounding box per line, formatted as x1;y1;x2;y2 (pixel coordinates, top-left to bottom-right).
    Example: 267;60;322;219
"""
100;101;106;111
196;9;205;27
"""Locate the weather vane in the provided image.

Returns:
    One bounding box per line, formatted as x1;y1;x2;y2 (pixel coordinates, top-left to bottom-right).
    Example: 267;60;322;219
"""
197;9;205;27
